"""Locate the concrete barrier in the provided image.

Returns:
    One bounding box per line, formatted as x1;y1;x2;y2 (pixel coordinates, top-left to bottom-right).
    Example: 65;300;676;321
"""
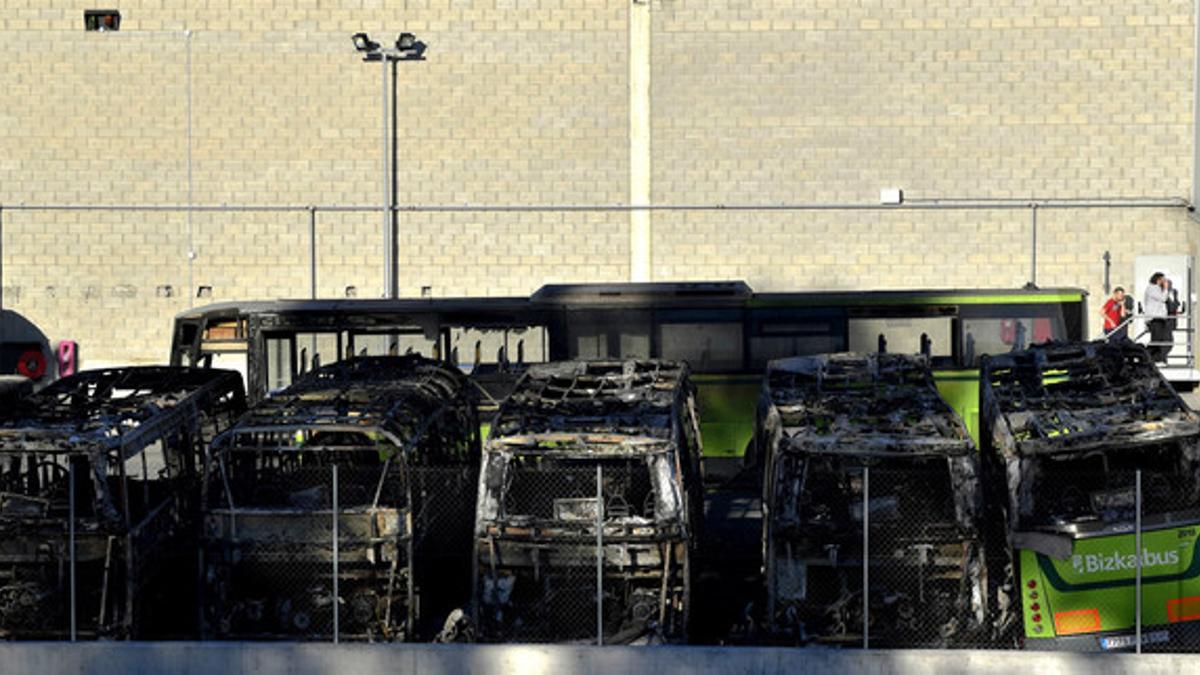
0;643;1193;675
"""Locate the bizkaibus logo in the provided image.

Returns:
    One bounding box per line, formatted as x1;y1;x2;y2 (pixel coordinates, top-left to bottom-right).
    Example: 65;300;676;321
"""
1071;549;1181;574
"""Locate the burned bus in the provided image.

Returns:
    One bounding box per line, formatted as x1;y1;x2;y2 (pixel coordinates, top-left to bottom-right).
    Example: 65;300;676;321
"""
0;367;245;639
981;340;1200;651
758;353;989;646
200;356;479;641
472;360;703;643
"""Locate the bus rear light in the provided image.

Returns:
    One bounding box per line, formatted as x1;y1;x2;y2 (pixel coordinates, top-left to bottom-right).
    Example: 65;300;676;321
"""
1032;614;1042;623
1167;596;1200;623
1054;609;1101;635
1027;580;1037;589
1030;603;1040;611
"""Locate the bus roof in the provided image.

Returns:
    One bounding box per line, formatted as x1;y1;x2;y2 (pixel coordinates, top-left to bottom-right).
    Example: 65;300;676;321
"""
212;355;470;452
175;283;1087;321
487;359;689;454
983;340;1200;457
0;367;244;457
765;353;975;458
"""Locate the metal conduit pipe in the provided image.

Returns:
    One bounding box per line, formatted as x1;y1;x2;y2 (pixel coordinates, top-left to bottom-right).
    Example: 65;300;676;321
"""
0;198;1189;213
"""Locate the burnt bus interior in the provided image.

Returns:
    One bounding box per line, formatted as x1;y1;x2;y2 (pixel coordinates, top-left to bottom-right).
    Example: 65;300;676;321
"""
473;360;703;644
982;341;1200;538
759;354;987;646
0;367;246;639
201;356;479;641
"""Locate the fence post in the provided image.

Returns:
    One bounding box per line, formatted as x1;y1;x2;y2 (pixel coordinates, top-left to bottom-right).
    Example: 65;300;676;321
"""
0;204;5;323
309;206;318;300
69;459;77;642
862;464;869;650
1029;203;1038;288
1135;468;1142;654
332;463;340;643
596;463;604;646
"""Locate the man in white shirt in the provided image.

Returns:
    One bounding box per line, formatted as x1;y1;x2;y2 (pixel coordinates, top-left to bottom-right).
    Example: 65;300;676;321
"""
1144;272;1170;362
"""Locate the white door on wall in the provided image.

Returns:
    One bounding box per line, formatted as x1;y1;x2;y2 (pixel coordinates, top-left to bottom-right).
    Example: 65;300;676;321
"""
1133;254;1193;370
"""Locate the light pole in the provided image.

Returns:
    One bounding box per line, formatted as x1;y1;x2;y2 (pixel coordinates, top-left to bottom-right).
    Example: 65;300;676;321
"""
353;32;426;299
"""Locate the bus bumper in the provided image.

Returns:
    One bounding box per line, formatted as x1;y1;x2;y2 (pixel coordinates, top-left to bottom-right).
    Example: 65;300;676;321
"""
1025;622;1200;652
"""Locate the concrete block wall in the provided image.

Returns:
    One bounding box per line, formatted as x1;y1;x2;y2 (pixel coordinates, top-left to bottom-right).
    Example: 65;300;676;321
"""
0;1;1196;364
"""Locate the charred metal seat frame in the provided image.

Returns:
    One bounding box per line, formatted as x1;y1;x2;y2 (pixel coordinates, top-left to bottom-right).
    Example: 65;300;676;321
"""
0;367;246;639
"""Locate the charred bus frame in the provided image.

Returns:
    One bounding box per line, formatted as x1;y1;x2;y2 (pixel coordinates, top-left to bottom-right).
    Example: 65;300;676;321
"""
981;340;1200;650
758;353;988;646
0;367;245;639
472;360;704;643
201;356;479;641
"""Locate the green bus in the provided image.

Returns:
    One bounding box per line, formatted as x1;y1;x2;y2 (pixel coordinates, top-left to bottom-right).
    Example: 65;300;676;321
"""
169;282;1087;478
981;340;1200;651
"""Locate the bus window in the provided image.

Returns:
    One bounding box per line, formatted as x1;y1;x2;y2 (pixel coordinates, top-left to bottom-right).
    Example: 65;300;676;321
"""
659;322;743;372
352;332;436;359
848;317;952;357
450;326;547;372
749;321;843;367
565;312;651;360
265;336;293;392
962;316;1064;365
297;333;341;372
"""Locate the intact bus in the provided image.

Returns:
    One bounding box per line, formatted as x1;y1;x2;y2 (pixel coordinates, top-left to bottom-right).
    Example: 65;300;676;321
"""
981;341;1200;651
169;282;1087;469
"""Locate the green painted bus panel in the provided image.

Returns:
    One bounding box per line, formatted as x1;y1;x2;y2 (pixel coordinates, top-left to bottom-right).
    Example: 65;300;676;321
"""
693;370;984;458
692;376;760;458
749;292;1086;308
933;370;981;446
1020;525;1200;640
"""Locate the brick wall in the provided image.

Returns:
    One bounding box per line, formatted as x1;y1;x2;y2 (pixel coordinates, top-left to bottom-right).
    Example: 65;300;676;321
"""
0;1;1195;363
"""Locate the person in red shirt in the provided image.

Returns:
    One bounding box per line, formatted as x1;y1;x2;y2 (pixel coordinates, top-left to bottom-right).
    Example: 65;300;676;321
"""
1102;287;1128;340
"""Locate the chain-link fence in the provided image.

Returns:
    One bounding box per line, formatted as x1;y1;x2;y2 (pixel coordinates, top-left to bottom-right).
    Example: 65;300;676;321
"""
473;457;690;645
202;458;408;641
764;456;995;649
1005;461;1200;654
199;452;480;643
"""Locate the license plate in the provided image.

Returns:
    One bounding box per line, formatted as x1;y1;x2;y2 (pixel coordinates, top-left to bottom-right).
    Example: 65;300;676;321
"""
1098;630;1169;650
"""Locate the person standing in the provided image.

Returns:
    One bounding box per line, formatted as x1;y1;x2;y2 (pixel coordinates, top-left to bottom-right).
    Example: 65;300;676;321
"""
1101;287;1128;340
1144;272;1170;362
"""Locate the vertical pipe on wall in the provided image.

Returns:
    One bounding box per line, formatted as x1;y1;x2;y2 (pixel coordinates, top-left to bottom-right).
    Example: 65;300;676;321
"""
382;57;392;299
309;206;318;300
186;30;196;307
0;205;5;343
391;60;400;300
629;0;652;281
1029;204;1038;288
1192;0;1200;212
